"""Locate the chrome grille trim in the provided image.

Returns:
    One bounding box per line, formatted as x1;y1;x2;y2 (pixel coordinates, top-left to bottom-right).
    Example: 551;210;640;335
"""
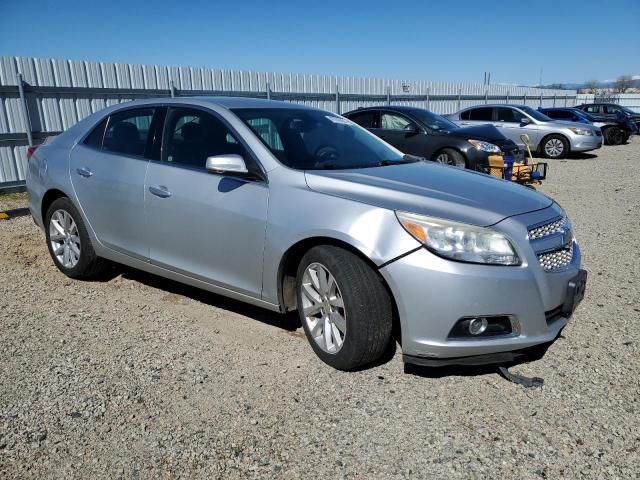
537;243;574;272
527;216;567;240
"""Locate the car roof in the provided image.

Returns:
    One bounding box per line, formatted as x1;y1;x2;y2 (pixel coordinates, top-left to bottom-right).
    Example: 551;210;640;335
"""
98;96;318;111
345;105;424;114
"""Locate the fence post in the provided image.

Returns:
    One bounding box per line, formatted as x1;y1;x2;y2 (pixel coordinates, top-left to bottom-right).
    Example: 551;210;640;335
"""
485;90;488;104
386;86;391;106
539;91;543;107
553;93;556;107
506;90;510;104
170;80;176;98
457;88;461;111
564;94;568;107
523;93;527;106
17;74;33;147
266;81;271;100
335;84;340;114
426;87;430;110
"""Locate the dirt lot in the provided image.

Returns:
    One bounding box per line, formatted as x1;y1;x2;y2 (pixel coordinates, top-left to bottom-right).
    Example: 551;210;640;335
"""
1;141;639;479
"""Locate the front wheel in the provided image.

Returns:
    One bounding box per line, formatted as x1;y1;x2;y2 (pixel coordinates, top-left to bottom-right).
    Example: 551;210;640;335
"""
541;134;569;159
434;148;467;168
296;245;393;370
603;127;624;145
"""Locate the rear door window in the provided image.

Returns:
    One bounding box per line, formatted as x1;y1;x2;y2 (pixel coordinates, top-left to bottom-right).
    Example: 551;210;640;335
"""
103;108;156;157
84;118;108;148
348;111;378;129
584;105;601;114
467;107;493;121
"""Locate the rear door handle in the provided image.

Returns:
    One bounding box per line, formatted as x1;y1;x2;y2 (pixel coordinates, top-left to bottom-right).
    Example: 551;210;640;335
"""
148;185;172;198
76;167;93;178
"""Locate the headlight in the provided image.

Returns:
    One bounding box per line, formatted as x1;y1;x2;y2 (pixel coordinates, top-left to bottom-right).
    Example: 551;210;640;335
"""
467;139;502;153
569;127;593;136
396;211;520;265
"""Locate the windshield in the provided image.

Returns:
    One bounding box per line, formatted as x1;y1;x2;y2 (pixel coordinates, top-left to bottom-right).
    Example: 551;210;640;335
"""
232;108;414;170
621;106;637;115
407;109;459;131
519;106;552;122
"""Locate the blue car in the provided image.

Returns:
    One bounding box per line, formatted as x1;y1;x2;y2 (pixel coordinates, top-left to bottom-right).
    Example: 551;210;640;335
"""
540;107;637;145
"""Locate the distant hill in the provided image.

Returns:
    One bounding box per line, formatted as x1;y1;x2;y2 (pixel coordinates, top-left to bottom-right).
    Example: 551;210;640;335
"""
536;78;640;90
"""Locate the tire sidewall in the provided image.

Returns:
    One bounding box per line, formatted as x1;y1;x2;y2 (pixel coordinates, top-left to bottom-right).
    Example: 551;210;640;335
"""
44;197;94;278
435;149;466;168
295;246;391;370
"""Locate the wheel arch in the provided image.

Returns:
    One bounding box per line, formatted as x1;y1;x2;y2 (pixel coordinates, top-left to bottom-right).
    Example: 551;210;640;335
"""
277;236;401;341
41;188;70;223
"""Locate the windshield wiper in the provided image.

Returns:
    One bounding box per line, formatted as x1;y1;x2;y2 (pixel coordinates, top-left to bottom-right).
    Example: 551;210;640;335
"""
377;155;423;167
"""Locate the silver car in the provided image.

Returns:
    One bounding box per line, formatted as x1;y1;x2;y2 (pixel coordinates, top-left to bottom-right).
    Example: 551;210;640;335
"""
27;97;587;370
446;104;602;159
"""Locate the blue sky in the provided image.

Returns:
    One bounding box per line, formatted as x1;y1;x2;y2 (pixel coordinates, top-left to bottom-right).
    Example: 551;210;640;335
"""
1;0;638;85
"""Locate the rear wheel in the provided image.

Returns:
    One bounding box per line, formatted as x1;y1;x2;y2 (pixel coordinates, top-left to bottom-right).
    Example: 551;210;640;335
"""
296;245;393;370
434;148;466;168
540;134;569;159
45;197;108;278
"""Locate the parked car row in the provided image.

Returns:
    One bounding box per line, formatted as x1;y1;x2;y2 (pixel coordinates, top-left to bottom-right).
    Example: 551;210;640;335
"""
27;97;587;371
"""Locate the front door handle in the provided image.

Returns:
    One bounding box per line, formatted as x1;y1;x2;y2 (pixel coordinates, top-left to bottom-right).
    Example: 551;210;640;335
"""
148;185;172;198
76;167;93;178
495;124;504;128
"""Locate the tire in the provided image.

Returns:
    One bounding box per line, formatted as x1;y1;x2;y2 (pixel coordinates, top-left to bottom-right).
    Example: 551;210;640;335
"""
45;197;108;279
603;127;624;146
434;148;467;168
540;134;569;159
296;245;393;370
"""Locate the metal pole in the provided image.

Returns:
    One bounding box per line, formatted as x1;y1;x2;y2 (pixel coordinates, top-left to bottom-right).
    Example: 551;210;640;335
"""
170;80;176;98
553;93;556;107
523;93;527;106
457;88;461;111
386;86;391;106
426;87;430;110
506;90;510;104
17;74;33;147
485;90;488;104
539;91;543;107
335;84;340;114
564;94;568;107
266;82;271;100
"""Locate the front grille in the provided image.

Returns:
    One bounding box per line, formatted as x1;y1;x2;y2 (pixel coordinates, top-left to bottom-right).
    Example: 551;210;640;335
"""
528;217;567;240
537;243;574;272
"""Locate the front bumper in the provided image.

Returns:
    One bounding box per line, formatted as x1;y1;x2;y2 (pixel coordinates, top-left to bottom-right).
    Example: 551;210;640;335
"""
570;135;603;152
380;207;583;364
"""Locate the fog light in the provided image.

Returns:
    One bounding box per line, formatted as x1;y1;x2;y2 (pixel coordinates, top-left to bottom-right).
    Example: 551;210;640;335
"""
468;317;488;335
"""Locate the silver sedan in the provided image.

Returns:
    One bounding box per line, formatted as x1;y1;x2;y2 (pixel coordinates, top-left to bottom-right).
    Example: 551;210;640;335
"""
446;104;602;159
27;97;586;370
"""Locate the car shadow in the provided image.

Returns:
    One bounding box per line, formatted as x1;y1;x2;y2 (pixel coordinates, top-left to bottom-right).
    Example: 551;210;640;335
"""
95;263;302;332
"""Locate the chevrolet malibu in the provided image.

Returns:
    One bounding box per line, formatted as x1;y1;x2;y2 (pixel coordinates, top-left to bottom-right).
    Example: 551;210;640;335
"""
27;97;587;370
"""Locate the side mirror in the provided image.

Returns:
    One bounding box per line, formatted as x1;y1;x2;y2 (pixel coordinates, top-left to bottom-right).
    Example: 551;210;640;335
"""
405;125;421;137
520;117;531;125
205;154;248;175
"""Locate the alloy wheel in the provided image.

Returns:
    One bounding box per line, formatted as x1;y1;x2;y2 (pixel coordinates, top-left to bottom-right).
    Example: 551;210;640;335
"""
544;138;564;157
49;209;81;269
300;262;346;354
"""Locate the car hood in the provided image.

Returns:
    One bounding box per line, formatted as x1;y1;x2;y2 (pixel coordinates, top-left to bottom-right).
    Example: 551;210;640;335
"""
304;161;553;227
443;124;507;143
548;120;599;131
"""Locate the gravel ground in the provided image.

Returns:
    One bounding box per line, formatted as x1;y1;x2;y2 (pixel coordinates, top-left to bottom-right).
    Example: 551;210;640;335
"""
0;192;28;212
1;141;639;479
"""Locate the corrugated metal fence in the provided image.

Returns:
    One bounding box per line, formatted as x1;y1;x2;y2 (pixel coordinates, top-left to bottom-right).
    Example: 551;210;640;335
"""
1;55;576;186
